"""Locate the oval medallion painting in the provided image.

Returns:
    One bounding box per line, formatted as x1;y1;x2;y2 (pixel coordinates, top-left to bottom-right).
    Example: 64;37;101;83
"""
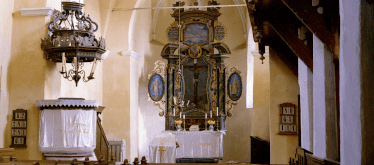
148;74;164;101
227;73;242;101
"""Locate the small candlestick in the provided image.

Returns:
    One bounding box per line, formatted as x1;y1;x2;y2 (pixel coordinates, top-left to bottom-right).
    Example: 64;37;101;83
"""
173;96;177;105
217;107;219;116
210;111;212;118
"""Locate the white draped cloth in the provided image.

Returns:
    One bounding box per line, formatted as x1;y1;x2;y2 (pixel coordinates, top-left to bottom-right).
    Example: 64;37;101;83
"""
170;131;225;158
39;109;96;153
149;132;176;163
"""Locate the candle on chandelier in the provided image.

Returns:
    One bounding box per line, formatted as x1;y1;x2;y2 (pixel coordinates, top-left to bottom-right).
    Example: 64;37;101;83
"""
210;111;212;118
187;100;190;106
180;112;182;118
73;57;77;71
183;114;185;119
205;113;207;119
217;107;219;116
62;52;66;72
90;58;97;74
173;108;175;116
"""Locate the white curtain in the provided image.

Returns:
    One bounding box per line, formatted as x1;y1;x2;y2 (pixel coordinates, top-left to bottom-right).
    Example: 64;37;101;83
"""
39;109;96;153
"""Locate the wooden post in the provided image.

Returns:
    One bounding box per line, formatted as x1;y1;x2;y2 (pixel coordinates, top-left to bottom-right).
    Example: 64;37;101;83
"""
133;157;139;165
141;156;147;165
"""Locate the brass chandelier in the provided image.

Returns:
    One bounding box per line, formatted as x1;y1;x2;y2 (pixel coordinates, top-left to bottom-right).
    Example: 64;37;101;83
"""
41;2;107;86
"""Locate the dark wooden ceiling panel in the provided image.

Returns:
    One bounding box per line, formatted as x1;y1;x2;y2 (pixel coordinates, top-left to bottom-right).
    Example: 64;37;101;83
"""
282;0;338;58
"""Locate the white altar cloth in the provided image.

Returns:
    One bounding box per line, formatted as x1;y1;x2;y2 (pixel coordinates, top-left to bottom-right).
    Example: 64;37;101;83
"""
149;132;176;163
166;131;225;159
39;109;96;153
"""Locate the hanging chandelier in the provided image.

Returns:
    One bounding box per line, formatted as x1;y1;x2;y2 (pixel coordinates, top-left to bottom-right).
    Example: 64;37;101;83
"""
41;2;107;86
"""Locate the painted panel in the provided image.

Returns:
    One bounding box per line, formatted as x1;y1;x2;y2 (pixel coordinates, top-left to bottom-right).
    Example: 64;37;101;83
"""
227;73;242;101
184;24;208;45
149;74;165;102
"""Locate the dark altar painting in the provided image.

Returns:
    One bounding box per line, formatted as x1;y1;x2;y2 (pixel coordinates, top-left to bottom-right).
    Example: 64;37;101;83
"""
227;73;242;101
184;24;208;45
183;58;209;112
148;74;164;101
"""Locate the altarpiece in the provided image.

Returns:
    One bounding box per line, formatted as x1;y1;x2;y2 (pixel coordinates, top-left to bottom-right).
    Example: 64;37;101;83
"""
148;1;243;162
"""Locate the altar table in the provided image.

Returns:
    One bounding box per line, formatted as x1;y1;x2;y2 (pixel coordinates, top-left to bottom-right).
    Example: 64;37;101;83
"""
165;131;225;159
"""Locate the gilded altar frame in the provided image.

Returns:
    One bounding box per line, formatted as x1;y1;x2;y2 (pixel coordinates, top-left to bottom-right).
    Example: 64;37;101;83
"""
149;2;242;131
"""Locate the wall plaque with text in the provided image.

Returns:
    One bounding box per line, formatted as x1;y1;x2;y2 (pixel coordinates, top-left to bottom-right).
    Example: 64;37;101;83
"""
10;109;27;148
278;103;297;135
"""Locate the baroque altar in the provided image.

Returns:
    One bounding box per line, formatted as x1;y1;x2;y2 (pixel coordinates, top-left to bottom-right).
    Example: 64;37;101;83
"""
148;1;243;162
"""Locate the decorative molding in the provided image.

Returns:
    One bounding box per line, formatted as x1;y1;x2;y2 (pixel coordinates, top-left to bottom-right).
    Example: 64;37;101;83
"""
20;7;54;17
35;98;100;108
151;0;246;41
121;51;141;60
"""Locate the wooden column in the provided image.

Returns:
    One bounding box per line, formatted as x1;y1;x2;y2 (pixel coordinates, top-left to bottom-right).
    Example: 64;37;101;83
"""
166;60;176;130
217;58;225;115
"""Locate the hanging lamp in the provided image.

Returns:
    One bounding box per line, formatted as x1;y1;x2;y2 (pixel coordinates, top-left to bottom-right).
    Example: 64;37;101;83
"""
41;2;108;86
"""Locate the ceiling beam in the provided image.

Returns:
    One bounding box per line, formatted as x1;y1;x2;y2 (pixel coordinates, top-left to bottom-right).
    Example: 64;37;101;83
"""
269;21;313;72
282;0;336;57
266;37;299;76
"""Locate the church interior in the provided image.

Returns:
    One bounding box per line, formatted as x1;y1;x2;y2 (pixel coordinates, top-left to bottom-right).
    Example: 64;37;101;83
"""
0;0;373;165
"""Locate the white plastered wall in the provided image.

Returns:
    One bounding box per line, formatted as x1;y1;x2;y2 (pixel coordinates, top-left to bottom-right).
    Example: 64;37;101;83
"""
0;0;15;148
312;35;327;159
298;58;313;152
339;0;374;164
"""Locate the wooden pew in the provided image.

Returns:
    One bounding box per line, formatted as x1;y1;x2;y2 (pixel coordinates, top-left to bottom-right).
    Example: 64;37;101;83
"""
290;147;340;165
0;148;16;161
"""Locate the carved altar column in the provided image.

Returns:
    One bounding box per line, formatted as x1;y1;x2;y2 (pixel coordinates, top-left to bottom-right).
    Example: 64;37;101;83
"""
166;60;176;130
